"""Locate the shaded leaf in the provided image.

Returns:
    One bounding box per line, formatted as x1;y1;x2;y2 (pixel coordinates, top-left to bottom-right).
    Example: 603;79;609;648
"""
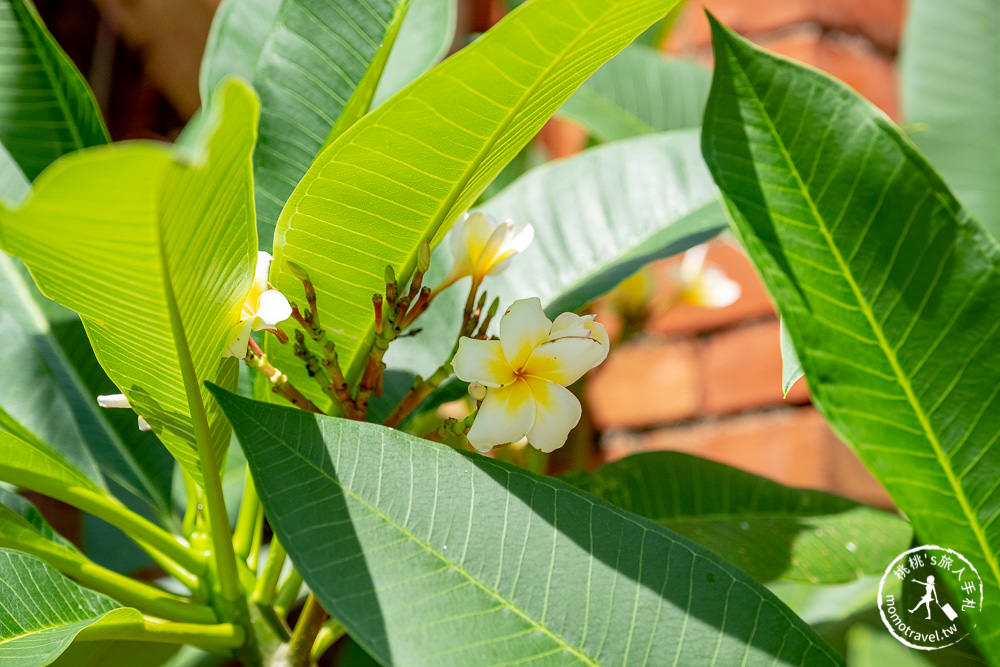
563;452;911;584
558;44;711;142
701;18;1000;659
0;0;108;179
0;80;258;485
214;387;841;666
780;319;804;398
900;0;1000;238
372;0;457;106
201;0;410;249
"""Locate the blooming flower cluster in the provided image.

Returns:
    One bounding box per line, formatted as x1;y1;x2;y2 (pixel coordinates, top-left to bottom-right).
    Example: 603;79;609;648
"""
224;251;292;358
453;297;609;453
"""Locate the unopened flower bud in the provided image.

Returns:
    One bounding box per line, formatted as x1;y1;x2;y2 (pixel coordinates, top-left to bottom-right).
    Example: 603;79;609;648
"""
468;382;487;401
418;240;431;273
97;394;131;409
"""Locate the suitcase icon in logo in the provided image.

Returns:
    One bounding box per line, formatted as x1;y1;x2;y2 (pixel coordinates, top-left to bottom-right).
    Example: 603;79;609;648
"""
940;603;958;621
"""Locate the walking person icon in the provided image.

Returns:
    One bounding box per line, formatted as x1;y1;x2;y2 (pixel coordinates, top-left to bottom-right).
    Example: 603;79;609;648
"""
909;575;940;620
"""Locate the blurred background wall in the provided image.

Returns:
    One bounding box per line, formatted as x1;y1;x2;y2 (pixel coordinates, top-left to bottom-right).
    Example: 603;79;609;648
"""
33;0;905;508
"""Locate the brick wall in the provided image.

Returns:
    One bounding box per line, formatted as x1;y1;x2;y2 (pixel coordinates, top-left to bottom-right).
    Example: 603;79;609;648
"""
578;0;908;508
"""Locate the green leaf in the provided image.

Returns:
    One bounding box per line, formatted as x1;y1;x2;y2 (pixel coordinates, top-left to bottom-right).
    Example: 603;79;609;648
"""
200;0;411;249
213;387;841;666
269;0;683;395
899;0;1000;238
371;0;457;107
380;130;725;416
0;486;78;551
0;140;29;202
0;253;176;514
701;17;1000;659
563;452;912;584
0;0;108;180
780;319;804;398
0;80;258;485
0;547;123;666
558;44;711;142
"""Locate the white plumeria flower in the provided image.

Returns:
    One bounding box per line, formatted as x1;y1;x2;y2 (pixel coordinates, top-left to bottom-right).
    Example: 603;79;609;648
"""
452;297;609;453
97;394;152;432
675;244;740;308
224;251;292;358
437;212;534;291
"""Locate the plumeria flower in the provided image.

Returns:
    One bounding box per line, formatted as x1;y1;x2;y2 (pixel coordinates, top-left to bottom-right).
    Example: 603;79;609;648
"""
675;244;740;308
452;297;609;453
223;251;292;358
97;394;152;432
435;212;534;293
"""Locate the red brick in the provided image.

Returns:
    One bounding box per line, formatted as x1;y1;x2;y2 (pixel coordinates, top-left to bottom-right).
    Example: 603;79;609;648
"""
539;117;588;159
586;339;699;428
647;239;774;336
665;0;905;54
602;407;892;506
699;319;810;416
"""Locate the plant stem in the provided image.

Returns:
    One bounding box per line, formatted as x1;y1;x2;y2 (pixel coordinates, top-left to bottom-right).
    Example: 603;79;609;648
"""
310;619;346;662
158;263;242;614
233;467;259;561
247;510;264;571
246;338;323;413
181;469;200;538
75;615;245;648
253;537;287;606
287;594;327;667
274;569;303;619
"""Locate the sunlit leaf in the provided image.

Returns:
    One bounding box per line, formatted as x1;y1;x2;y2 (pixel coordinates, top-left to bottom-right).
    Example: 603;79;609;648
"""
200;0;411;249
269;0;683;405
702;17;1000;659
0;80;258;485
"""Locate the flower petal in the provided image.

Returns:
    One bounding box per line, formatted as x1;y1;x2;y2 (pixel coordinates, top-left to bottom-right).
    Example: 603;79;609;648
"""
460;212;495;264
679;244;708;283
97;393;131;409
524;377;581;453
224;320;254;358
499;297;551;370
522;333;608;386
452;338;514;387
681;267;741;308
250;251;274;302
251;289;292;330
485;223;534;276
137;416;152;432
467;380;535;452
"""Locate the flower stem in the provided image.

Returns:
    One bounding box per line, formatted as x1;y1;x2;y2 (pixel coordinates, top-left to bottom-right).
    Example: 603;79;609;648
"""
287;594;327;667
75;615;245;648
274;569;304;619
253;537;287;606
246;338;323;413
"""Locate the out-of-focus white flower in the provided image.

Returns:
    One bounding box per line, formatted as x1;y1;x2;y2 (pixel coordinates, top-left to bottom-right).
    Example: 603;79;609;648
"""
452;298;609;453
224;251;292;358
97;394;152;433
436;212;534;292
675;244;740;308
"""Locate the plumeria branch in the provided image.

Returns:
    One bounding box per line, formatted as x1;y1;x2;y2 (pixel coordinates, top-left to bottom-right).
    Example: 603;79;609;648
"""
245;339;323;414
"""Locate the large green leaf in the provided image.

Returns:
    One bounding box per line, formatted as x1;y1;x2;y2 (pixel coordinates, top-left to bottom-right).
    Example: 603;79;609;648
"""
371;0;456;107
0;0;108;180
213;388;841;666
200;0;410;249
701;18;1000;659
378;130;725;417
0;80;258;485
563;452;912;584
900;0;1000;238
269;0;681;395
558;44;711;142
0;140;28;202
0;547;123;666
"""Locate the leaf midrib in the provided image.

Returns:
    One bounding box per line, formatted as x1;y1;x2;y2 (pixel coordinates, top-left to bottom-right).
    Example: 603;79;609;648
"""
727;42;1000;589
344;0;670;382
